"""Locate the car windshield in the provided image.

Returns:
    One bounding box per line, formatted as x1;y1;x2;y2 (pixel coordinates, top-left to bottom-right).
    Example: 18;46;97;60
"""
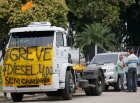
90;54;118;64
9;31;54;47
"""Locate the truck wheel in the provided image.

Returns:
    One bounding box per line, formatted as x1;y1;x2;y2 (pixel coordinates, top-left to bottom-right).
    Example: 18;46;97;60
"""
84;84;92;96
11;93;23;102
90;70;104;96
62;70;74;100
105;85;109;91
114;77;121;91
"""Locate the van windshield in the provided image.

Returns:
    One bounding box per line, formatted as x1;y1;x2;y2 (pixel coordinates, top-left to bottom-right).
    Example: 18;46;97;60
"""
9;31;54;47
90;54;118;64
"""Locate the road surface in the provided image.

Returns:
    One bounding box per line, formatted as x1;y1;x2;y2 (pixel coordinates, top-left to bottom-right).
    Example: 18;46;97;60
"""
12;87;140;103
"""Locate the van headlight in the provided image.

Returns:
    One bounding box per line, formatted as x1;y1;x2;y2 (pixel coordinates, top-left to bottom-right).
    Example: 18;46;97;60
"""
106;68;114;72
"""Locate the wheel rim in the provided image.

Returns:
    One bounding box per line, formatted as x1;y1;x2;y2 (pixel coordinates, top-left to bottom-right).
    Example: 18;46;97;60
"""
98;75;102;92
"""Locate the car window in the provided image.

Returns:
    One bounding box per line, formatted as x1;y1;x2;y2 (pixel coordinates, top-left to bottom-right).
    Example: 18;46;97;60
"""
90;54;118;64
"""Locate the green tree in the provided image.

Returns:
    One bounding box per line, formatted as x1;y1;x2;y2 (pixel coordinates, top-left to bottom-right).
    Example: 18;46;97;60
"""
66;0;136;52
0;0;69;36
66;0;135;31
124;1;140;47
0;0;10;36
74;23;116;61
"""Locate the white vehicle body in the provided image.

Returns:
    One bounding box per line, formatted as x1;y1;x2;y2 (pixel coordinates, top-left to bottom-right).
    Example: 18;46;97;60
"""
3;22;74;92
1;22;104;102
90;52;127;91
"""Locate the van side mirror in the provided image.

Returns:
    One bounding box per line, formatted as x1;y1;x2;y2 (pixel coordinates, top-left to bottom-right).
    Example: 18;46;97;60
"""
0;38;4;50
67;36;72;47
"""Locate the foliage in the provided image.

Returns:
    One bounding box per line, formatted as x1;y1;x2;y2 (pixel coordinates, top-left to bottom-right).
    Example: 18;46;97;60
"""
66;0;135;51
0;0;10;36
0;0;69;36
124;2;140;46
66;0;135;31
74;23;116;60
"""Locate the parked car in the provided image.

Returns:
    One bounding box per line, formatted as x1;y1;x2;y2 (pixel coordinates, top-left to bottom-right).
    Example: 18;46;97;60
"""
89;52;127;91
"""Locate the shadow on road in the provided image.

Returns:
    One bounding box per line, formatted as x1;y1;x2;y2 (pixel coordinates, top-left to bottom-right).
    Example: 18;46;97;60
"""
103;89;118;92
21;94;88;102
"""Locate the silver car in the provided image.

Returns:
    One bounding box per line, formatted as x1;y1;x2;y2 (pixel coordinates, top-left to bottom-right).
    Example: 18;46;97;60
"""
90;52;127;91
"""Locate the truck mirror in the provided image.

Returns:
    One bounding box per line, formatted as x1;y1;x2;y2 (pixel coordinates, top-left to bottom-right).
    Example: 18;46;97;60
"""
0;38;4;50
67;36;72;46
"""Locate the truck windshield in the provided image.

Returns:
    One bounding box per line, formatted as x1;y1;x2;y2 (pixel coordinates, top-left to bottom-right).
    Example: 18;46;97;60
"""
90;54;118;64
9;31;54;47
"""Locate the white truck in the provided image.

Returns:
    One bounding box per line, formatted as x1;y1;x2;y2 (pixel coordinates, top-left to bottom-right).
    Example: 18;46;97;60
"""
0;22;104;102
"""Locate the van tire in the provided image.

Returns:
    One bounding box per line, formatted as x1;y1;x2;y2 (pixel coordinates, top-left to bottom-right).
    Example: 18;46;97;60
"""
11;93;23;102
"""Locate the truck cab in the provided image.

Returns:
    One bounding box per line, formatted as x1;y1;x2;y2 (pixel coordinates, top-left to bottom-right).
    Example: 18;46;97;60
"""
0;22;104;102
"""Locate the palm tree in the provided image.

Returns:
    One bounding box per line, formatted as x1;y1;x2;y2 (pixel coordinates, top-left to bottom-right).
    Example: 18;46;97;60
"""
74;23;117;61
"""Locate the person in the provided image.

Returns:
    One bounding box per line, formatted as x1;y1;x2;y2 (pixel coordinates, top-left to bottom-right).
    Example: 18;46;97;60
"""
117;54;125;91
123;52;130;90
127;50;138;92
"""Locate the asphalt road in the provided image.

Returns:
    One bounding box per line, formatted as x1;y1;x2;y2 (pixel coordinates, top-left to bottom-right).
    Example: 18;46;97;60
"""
13;87;140;103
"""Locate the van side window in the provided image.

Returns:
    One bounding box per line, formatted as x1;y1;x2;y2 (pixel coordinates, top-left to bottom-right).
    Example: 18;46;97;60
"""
56;32;64;46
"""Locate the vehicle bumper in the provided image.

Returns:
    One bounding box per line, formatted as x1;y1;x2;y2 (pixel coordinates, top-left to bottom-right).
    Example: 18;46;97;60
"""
3;74;62;93
104;72;116;85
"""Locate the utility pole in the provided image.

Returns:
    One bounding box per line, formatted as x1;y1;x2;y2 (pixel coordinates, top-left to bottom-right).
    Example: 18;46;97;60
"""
79;48;80;64
95;45;97;55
